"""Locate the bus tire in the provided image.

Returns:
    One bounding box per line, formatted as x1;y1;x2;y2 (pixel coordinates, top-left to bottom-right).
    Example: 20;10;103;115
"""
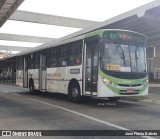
108;97;119;102
69;82;81;103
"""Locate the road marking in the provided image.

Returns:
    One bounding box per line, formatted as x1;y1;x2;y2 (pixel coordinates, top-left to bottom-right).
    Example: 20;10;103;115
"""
3;91;8;93
28;98;155;139
12;93;21;97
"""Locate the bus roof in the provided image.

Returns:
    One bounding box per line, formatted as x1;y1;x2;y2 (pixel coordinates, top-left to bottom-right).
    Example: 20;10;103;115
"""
0;29;147;61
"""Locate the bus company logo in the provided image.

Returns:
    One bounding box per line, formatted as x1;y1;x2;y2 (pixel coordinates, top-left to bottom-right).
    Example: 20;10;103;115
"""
2;131;11;136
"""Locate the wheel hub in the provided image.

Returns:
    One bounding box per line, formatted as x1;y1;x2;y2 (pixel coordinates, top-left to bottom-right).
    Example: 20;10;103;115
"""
72;88;78;97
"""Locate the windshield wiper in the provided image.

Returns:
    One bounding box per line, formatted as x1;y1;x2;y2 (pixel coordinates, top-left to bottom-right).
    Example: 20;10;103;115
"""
134;47;138;71
115;44;126;66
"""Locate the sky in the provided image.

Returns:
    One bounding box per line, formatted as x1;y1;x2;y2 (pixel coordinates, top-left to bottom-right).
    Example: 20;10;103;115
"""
0;0;155;54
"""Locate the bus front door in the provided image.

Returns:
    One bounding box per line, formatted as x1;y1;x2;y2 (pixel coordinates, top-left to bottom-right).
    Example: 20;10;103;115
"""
23;57;28;88
40;54;47;90
84;40;99;95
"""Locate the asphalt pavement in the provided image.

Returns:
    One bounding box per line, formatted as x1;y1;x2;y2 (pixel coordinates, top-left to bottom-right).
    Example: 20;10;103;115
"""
0;84;160;139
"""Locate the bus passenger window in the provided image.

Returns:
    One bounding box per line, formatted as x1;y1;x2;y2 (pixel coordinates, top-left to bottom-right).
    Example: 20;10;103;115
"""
74;55;81;65
49;48;57;68
17;56;23;70
60;45;68;67
34;53;39;69
51;59;56;67
70;41;82;66
62;58;67;66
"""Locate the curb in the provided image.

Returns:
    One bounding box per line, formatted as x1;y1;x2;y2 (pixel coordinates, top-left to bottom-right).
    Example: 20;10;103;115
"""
121;95;160;104
149;84;160;87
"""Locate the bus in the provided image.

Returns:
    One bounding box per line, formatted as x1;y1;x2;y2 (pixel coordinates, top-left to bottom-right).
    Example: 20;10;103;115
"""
15;29;148;102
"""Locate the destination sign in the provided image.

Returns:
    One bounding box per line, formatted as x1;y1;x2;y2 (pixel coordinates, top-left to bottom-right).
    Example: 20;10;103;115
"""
103;31;145;44
106;64;120;71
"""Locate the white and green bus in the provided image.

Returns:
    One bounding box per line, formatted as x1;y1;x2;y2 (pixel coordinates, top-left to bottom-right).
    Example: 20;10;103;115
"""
16;29;148;102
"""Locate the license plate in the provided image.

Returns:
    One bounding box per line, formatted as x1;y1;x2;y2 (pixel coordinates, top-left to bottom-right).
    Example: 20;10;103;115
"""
127;89;134;93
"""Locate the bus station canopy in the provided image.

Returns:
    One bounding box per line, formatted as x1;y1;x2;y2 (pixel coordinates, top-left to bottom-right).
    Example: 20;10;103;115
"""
1;0;160;59
62;0;160;45
0;0;24;28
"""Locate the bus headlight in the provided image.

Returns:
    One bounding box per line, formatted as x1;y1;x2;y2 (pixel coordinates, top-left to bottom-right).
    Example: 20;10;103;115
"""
103;78;109;83
101;76;117;88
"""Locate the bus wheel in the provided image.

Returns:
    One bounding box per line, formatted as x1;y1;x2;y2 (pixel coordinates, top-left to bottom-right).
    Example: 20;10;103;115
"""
108;97;119;102
70;83;81;103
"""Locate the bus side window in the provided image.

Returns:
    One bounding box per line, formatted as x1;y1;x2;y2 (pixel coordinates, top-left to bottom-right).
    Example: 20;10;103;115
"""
60;45;69;67
30;53;39;69
34;53;39;69
49;48;57;68
17;56;23;70
70;41;82;66
28;55;31;69
62;59;67;66
28;54;34;69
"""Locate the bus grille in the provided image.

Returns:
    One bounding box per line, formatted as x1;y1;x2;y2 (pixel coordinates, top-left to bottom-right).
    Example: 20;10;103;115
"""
106;71;147;79
113;74;144;79
118;84;142;87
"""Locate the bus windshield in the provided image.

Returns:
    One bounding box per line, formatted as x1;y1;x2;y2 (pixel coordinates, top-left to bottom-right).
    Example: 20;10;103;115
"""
101;43;146;72
101;31;147;73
